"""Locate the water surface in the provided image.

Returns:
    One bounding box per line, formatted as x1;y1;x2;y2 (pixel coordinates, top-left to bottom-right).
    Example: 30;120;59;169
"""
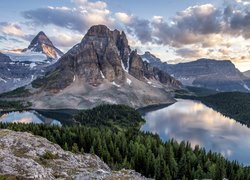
141;99;250;165
0;111;62;126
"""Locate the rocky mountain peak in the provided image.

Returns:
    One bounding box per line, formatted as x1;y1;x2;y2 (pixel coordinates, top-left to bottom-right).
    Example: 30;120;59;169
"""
24;31;63;59
85;25;113;37
130;50;181;87
28;31;53;50
37;25;132;90
141;51;163;63
30;25;180;108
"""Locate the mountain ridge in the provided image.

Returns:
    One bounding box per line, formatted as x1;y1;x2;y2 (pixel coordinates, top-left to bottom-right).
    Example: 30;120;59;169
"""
141;52;250;92
3;25;181;109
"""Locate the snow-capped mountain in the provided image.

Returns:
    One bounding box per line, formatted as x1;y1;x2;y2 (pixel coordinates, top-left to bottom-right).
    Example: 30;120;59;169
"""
0;32;63;93
6;25;181;109
23;31;63;60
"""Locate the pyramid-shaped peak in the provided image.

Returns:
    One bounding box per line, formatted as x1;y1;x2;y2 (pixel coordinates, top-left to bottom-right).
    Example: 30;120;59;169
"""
29;31;53;47
25;31;63;59
37;31;46;36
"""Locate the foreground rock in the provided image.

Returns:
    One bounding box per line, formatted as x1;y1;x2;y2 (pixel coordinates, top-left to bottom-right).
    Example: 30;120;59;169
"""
0;129;148;180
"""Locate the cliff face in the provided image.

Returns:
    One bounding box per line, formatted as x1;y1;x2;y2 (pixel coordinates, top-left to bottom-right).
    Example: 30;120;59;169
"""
35;25;131;91
0;129;148;180
130;50;181;88
15;25;181;109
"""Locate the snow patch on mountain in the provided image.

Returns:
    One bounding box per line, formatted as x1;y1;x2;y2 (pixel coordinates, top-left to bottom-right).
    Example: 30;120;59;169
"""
126;78;132;85
0;77;7;83
2;51;47;62
112;81;121;87
243;83;250;91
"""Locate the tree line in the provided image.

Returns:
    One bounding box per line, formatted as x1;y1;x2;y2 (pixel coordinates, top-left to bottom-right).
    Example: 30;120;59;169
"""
1;123;249;180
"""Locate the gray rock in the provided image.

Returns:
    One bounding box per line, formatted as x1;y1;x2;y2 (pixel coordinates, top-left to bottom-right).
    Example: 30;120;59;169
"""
26;25;179;109
0;129;149;180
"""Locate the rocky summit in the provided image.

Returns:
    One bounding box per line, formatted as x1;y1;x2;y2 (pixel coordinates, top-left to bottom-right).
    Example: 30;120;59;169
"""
23;31;63;59
0;32;63;94
18;25;181;109
0;129;148;180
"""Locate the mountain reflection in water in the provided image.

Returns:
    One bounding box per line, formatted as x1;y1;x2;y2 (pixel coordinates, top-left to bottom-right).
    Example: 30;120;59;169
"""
141;99;250;165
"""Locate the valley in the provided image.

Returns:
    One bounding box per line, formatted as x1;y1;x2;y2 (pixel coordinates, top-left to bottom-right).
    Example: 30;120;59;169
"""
0;17;250;179
2;103;250;179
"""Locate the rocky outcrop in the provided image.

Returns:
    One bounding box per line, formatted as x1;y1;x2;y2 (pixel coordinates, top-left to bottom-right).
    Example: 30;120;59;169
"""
0;129;148;180
129;50;145;81
130;50;181;88
23;31;63;59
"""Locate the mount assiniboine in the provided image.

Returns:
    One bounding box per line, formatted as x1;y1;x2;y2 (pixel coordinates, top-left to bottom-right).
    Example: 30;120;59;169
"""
4;25;181;109
0;32;63;93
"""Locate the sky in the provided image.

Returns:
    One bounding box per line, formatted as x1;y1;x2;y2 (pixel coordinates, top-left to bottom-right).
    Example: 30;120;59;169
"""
0;0;250;71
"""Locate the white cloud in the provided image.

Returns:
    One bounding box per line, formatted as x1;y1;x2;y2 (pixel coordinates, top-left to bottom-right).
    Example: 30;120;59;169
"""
235;0;250;5
50;29;83;50
152;16;164;23
23;0;114;33
0;23;25;37
115;12;132;24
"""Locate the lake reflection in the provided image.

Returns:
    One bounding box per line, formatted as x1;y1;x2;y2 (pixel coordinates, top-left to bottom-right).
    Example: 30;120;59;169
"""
0;111;62;126
141;99;250;165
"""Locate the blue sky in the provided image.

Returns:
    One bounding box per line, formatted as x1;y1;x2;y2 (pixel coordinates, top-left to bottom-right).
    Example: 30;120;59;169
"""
0;0;250;71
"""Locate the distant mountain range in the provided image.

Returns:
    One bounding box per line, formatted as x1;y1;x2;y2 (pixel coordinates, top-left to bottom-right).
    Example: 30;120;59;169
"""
1;25;181;109
0;32;63;93
142;52;250;92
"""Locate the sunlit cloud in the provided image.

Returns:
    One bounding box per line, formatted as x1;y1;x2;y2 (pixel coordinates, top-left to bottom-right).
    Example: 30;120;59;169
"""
0;22;25;37
0;0;249;70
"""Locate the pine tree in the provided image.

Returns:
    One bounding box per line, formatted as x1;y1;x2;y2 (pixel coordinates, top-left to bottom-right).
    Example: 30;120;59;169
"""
72;143;79;153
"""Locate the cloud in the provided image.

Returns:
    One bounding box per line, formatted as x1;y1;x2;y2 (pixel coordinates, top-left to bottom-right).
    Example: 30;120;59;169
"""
115;12;132;24
22;0;114;33
229;11;250;38
176;47;208;59
50;31;83;48
115;12;153;43
0;36;7;41
235;0;250;5
174;4;222;34
0;22;25;37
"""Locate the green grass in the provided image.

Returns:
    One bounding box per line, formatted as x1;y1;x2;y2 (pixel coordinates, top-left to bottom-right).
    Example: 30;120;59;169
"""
0;175;17;180
41;151;59;159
